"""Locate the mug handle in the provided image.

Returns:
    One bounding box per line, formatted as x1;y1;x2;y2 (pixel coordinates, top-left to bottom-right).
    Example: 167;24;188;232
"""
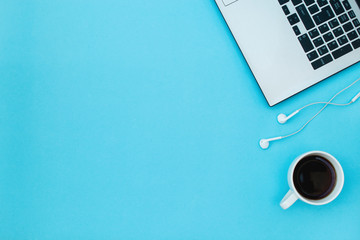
280;190;298;209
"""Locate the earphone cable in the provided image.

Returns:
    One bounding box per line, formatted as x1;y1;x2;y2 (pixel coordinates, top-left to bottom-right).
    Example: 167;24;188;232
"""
280;76;360;139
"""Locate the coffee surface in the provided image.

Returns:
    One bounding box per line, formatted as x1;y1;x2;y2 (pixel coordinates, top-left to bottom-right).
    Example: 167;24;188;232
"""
293;155;336;200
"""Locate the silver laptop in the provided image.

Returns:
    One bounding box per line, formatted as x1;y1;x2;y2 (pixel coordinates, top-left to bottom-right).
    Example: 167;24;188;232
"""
215;0;360;106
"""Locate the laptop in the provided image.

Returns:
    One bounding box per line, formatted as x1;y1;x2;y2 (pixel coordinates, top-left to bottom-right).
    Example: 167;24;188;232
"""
215;0;360;106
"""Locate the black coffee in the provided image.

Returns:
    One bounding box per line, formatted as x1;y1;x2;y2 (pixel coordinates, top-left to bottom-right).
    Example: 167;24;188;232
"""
293;155;336;200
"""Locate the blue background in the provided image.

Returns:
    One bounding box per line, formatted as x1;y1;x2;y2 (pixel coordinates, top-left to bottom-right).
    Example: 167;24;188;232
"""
1;0;360;239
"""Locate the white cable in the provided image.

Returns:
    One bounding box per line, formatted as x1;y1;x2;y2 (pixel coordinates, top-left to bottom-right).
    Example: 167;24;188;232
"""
297;101;352;109
260;76;360;149
280;76;360;139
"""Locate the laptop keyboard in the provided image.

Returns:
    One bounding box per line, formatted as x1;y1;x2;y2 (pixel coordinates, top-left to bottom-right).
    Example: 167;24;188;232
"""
279;0;360;70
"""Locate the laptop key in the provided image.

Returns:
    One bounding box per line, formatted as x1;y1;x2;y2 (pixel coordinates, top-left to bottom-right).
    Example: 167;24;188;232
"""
309;4;320;14
338;13;349;23
283;5;291;15
311;54;333;69
288;13;300;25
338;35;348;45
332;43;352;59
298;33;315;52
333;27;344;37
313;6;335;25
343;22;354;32
352;39;360;49
319;23;330;33
342;0;351;10
328;40;339;50
279;0;290;4
329;0;345;15
323;32;335;41
307;50;319;60
329;19;340;28
292;0;303;6
317;0;328;7
347;30;358;41
313;36;325;47
318;45;329;55
293;25;302;35
354;19;360;28
309;28;320;38
296;4;315;30
348;11;356;19
305;0;315;5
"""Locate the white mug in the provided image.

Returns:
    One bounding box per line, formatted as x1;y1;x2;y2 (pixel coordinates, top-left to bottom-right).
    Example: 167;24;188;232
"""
280;151;344;210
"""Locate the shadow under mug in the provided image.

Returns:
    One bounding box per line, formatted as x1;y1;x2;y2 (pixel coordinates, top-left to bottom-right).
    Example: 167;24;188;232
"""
280;151;344;210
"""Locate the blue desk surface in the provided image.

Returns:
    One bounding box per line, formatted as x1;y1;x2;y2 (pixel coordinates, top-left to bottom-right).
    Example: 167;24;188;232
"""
1;1;360;239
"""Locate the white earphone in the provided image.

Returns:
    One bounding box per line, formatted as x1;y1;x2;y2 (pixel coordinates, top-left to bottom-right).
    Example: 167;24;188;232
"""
260;77;360;150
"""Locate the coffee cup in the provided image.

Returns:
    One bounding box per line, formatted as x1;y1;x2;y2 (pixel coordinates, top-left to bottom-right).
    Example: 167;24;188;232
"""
280;151;344;210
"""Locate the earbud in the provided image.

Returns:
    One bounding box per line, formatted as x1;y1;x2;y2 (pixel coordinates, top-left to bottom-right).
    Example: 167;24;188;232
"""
277;110;300;124
277;114;287;124
259;137;283;149
259;139;269;149
351;92;360;103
